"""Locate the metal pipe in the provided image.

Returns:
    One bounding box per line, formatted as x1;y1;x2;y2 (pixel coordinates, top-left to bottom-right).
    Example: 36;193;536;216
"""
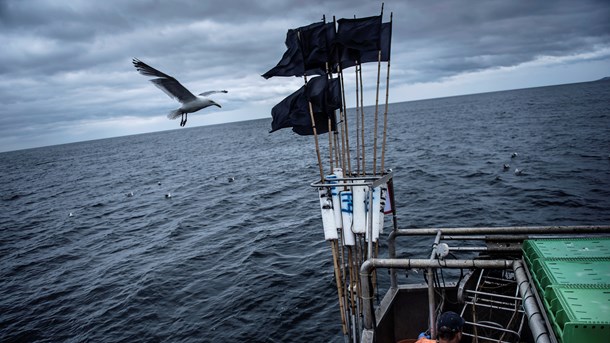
388;176;399;289
428;231;442;339
359;258;516;330
513;261;552;343
430;231;442;259
367;186;374;260
310;171;394;189
441;233;610;241
395;225;610;236
442;235;527;241
388;230;398;289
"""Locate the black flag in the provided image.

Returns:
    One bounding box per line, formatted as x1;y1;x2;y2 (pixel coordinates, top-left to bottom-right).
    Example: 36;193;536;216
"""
262;29;305;79
263;21;334;78
336;15;382;51
270;76;341;135
334;16;387;70
300;22;335;75
356;21;392;64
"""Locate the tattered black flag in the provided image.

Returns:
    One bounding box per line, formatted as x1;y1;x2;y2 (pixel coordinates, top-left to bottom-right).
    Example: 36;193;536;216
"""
270;76;341;135
263;21;335;79
300;22;335;75
333;15;391;70
262;29;305;79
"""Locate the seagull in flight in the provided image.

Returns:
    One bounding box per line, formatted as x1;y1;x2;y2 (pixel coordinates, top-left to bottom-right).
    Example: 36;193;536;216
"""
132;58;227;127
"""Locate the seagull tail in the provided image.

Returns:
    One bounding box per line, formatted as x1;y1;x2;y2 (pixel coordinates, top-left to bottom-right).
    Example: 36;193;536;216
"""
167;109;182;120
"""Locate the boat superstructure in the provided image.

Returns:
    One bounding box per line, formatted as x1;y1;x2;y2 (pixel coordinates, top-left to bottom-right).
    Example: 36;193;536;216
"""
313;172;610;343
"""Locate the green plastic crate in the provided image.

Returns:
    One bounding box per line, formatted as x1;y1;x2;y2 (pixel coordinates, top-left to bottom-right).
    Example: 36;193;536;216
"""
523;238;610;268
544;286;610;343
530;258;610;293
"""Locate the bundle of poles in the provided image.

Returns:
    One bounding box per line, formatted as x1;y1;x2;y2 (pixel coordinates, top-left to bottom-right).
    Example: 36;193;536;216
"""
263;5;395;341
310;11;393;182
314;172;397;340
264;6;393;181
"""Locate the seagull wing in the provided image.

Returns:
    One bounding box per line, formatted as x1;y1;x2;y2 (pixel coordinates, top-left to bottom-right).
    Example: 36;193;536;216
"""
199;90;228;97
133;58;196;103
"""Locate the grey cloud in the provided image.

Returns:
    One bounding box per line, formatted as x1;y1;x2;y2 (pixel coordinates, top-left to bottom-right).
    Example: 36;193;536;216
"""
1;0;609;151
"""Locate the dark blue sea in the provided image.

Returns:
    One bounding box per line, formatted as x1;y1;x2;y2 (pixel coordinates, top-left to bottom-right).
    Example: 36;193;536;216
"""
1;80;610;342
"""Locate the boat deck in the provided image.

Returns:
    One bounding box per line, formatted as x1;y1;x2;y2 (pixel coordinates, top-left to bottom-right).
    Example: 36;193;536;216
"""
362;233;610;343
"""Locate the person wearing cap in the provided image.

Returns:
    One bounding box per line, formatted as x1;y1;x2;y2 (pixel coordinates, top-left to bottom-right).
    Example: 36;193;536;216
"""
436;311;464;342
415;311;465;343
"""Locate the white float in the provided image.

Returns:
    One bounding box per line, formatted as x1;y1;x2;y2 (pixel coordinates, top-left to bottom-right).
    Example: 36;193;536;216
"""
340;191;355;246
318;187;338;240
378;185;387;235
328;168;343;230
351;180;367;234
369;186;381;242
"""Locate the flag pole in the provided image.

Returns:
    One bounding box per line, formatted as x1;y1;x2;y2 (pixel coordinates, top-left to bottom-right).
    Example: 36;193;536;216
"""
321;16;334;174
334;16;352;177
330;239;348;334
372;50;381;175
339;71;352;176
328;115;334;173
304;74;325;183
380;12;392;173
358;63;366;176
372;3;385;175
354;65;361;176
297;27;325;182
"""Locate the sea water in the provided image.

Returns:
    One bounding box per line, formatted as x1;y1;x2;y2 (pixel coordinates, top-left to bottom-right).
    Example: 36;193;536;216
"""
1;80;609;342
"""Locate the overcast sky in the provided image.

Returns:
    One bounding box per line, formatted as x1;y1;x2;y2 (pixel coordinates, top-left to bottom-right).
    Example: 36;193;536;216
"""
1;0;609;152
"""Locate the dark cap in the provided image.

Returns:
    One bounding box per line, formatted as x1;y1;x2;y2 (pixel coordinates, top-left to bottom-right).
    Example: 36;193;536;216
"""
437;311;464;332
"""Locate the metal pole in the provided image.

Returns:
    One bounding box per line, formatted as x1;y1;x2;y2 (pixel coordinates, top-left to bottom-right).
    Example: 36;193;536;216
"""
395;225;610;236
367;186;374;259
428;231;442;339
388;176;399;289
513;261;552;343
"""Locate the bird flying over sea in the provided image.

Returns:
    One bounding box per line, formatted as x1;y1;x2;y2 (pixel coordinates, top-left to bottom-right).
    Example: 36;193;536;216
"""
132;58;227;127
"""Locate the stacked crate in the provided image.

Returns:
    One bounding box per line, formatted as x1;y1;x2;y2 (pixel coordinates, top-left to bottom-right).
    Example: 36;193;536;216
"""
522;238;610;343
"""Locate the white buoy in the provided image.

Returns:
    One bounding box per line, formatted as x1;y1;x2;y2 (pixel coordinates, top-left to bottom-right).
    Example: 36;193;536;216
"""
318;187;338;240
377;185;387;235
327;170;343;230
340;191;355;246
351;180;367;234
368;187;381;242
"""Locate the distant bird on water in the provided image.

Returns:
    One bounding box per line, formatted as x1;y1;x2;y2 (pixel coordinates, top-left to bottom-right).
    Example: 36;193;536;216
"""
132;58;227;127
